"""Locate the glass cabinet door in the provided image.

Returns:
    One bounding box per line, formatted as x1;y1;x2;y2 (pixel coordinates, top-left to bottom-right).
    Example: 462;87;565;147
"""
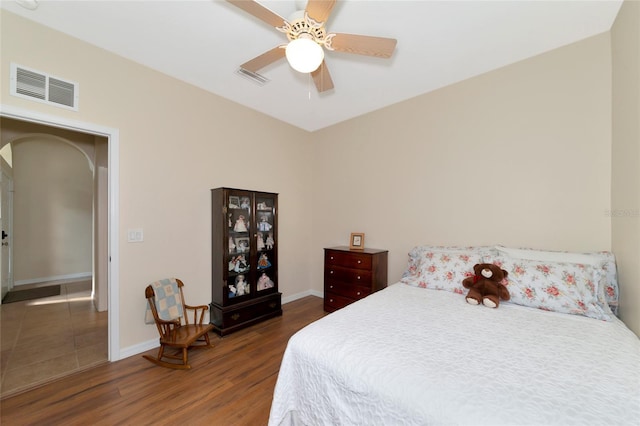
255;194;277;294
226;191;252;300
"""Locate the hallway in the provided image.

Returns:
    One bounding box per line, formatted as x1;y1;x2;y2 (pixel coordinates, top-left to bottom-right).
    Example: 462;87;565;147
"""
0;280;108;398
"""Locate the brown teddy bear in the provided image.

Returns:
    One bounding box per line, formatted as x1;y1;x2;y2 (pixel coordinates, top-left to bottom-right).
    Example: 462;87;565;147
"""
462;263;510;308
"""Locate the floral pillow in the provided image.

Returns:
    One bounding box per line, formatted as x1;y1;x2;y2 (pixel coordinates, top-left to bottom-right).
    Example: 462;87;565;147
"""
491;256;614;321
596;252;619;314
402;246;496;279
495;246;619;316
401;247;494;294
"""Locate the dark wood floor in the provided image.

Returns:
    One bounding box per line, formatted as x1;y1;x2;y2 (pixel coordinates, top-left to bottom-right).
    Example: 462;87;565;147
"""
0;295;326;426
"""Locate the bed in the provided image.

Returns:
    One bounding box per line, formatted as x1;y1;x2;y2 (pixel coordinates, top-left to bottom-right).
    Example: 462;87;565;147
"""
268;245;640;426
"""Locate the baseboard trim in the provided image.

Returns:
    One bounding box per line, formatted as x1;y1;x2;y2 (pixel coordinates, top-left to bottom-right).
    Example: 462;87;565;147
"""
15;272;92;286
120;339;158;360
282;289;323;304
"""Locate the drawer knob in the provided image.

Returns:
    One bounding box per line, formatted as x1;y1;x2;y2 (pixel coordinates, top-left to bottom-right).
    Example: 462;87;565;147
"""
357;276;361;280
330;256;334;260
330;270;334;274
330;285;333;289
357;292;361;296
330;299;334;303
231;313;240;321
357;260;362;264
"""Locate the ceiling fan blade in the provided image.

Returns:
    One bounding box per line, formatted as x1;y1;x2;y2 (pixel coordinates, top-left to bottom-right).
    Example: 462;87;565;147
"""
227;0;287;28
305;0;336;24
240;46;286;73
311;60;334;93
329;33;397;58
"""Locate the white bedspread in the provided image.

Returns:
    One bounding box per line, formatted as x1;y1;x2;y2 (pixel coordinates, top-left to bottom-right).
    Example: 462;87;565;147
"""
269;283;640;426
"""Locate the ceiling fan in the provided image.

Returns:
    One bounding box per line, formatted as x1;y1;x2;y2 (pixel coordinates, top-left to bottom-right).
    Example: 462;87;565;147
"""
227;0;397;93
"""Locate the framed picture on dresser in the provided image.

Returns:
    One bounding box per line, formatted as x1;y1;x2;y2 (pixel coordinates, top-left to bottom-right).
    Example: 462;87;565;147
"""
350;233;365;250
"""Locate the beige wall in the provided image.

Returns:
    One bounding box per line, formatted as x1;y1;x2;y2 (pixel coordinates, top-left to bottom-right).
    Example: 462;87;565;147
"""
612;0;640;335
312;33;613;288
11;135;93;283
1;10;313;349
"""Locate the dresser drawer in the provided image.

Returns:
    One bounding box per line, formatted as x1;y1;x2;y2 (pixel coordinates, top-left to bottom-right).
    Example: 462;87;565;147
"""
211;294;281;332
324;291;355;312
325;281;371;299
325;250;372;270
325;267;372;285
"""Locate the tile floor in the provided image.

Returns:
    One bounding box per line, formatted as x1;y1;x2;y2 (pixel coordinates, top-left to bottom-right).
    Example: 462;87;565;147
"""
0;280;108;398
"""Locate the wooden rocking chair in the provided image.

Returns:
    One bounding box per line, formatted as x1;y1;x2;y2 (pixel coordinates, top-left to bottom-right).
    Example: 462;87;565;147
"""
143;278;214;369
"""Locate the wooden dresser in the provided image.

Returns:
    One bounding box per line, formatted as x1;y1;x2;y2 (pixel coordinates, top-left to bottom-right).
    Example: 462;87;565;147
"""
324;246;388;312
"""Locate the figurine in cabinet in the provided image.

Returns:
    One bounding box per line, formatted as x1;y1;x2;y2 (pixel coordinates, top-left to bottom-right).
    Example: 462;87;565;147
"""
229;237;236;253
257;201;268;210
235;274;249;296
257;232;265;250
234;215;248;232
228;283;237;298
240;197;250;210
236;238;249;253
257;272;274;290
257;253;271;269
266;233;275;249
258;215;272;232
233;255;249;273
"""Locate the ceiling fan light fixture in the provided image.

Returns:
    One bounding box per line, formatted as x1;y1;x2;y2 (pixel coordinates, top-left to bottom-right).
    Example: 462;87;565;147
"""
285;37;324;73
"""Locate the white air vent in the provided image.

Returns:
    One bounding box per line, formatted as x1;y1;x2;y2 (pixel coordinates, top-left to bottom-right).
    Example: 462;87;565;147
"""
236;68;269;86
10;63;79;111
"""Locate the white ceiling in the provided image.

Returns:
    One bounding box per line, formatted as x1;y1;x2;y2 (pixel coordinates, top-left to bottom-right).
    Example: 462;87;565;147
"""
1;0;623;132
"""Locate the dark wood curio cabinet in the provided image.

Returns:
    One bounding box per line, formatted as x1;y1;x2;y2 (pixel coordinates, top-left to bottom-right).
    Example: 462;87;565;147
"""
210;187;281;336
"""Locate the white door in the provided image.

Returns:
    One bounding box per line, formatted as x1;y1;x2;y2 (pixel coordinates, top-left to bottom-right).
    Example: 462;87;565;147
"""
0;156;14;299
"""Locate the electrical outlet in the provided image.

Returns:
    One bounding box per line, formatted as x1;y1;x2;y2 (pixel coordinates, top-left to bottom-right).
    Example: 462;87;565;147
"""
127;228;144;242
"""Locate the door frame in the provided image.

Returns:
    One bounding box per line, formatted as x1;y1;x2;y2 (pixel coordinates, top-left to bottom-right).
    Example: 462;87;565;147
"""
1;104;120;361
0;157;14;298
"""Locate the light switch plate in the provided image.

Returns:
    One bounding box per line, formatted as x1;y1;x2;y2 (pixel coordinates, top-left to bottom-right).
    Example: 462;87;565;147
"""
127;228;143;242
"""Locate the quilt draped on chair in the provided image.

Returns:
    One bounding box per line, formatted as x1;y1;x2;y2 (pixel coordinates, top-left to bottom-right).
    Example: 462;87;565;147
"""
144;278;184;324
